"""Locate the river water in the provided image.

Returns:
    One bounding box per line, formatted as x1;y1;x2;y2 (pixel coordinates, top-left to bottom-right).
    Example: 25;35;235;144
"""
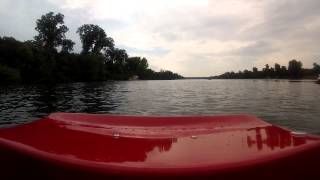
0;80;319;135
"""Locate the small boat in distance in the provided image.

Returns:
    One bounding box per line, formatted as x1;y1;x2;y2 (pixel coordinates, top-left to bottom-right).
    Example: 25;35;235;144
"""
0;113;320;179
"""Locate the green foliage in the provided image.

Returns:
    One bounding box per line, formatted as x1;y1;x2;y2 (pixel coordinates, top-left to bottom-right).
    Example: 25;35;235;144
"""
213;60;318;79
288;59;303;78
0;64;21;83
149;70;183;80
61;39;75;53
274;63;281;77
0;12;183;85
78;54;106;81
313;63;320;74
34;12;74;52
126;57;149;76
77;24;114;54
105;48;128;74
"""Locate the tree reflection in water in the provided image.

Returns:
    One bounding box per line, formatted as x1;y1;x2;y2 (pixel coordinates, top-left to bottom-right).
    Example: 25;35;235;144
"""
247;126;307;151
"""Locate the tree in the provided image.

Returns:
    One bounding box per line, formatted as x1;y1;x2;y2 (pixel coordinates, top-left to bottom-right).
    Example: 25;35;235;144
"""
106;48;128;64
280;66;288;77
274;63;281;77
34;12;71;51
243;69;252;78
265;64;270;70
0;64;21;83
288;59;303;78
76;54;106;81
252;67;258;78
77;24;114;54
105;48;128;73
61;39;75;53
126;57;149;76
0;13;184;84
270;67;275;77
263;64;270;77
313;63;320;74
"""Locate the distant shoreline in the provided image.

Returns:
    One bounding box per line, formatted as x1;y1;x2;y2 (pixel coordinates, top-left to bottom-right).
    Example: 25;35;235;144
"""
183;77;319;82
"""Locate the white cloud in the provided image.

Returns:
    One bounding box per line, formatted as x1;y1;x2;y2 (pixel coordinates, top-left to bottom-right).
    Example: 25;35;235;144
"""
1;0;320;76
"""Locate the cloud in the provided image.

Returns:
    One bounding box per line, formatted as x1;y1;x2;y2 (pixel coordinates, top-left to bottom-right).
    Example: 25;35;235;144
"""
231;41;278;57
0;0;60;40
121;46;170;57
0;0;320;76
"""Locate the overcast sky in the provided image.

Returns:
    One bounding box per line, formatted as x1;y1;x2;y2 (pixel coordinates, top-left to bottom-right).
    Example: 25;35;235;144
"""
1;0;320;76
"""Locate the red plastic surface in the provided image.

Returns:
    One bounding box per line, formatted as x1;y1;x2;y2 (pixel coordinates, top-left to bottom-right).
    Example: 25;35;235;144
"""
0;113;320;179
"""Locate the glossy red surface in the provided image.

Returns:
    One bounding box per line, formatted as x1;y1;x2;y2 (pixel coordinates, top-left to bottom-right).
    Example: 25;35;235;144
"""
0;113;320;179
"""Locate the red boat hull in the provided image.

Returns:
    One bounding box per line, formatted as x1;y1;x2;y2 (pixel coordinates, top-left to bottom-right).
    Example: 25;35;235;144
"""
0;113;320;179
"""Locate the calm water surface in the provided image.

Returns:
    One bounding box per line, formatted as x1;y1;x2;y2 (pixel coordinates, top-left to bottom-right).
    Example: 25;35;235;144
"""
0;80;319;134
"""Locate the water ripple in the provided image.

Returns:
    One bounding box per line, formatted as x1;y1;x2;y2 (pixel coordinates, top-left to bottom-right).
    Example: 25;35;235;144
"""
0;80;319;135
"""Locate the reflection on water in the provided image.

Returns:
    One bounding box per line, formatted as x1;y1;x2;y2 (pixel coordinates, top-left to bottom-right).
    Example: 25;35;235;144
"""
0;80;320;134
0;117;317;166
247;126;308;151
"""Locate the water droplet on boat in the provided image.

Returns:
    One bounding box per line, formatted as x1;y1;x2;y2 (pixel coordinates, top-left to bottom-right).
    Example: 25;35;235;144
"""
191;135;197;139
112;133;120;139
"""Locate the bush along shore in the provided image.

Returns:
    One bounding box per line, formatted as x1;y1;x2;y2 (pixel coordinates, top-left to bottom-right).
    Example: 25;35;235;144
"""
211;60;320;80
0;12;183;85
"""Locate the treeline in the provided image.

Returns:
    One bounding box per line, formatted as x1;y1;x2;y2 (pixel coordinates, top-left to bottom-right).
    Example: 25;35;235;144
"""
0;12;183;84
212;60;320;79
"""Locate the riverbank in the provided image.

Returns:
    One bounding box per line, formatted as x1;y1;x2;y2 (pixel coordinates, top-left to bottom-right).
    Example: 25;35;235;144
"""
211;60;320;80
